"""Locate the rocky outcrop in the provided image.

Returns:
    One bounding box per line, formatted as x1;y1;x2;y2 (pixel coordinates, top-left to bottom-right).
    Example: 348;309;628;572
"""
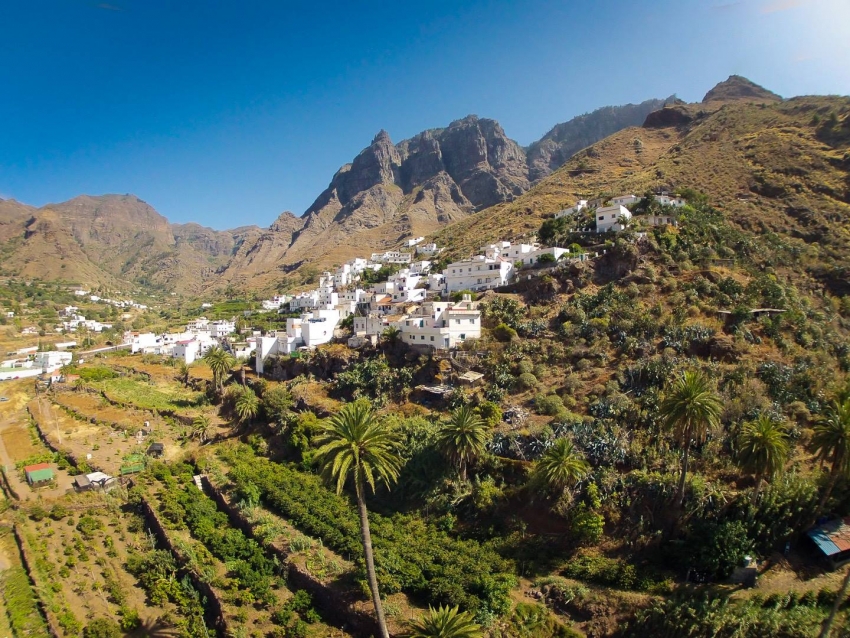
643;105;694;128
527;97;675;180
702;75;782;103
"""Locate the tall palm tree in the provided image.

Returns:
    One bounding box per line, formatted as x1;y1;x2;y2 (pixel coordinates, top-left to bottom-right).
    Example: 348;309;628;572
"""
812;398;850;514
405;605;483;638
314;402;402;638
191;414;212;443
437;405;489;482
660;370;723;507
234;387;259;426
736;415;790;503
203;346;235;395
533;438;590;495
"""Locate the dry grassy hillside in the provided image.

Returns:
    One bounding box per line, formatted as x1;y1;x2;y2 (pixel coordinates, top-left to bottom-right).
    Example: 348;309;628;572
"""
431;95;850;293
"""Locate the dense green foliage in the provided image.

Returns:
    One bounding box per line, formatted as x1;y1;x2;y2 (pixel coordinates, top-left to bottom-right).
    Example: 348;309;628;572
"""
220;444;516;617
150;463;277;605
332;357;414;406
625;593;836;638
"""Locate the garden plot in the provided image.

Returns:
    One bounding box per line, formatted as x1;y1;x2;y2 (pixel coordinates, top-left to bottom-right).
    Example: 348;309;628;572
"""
0;378;46;463
29;398;153;475
53;389;157;431
17;492;176;636
0;525;49;637
143;462;353;637
94;376;206;415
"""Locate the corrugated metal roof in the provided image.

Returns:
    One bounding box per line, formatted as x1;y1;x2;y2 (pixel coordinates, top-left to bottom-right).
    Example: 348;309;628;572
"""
808;517;850;556
23;463;50;472
26;468;54;482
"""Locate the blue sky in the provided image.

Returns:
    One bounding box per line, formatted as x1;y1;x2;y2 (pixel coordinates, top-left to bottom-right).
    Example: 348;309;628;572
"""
1;0;848;230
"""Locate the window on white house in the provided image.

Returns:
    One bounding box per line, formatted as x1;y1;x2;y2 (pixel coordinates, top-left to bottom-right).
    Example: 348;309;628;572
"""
598;216;604;221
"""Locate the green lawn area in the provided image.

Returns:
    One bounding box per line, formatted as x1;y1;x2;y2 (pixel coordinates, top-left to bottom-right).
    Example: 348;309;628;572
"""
95;377;205;412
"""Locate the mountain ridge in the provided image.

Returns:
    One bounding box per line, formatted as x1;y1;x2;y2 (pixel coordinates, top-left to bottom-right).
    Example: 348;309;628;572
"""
4;76;840;296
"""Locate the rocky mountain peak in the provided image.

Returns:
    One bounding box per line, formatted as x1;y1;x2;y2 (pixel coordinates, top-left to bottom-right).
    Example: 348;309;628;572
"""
702;75;781;103
269;210;302;233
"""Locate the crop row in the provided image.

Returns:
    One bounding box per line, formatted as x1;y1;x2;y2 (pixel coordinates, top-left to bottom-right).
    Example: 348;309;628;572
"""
219;444;517;617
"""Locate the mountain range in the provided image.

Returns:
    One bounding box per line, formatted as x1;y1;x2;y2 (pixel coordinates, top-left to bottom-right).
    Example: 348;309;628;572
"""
2;75;847;297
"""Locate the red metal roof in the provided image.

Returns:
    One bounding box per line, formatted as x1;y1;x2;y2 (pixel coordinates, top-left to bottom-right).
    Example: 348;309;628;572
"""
24;463;50;472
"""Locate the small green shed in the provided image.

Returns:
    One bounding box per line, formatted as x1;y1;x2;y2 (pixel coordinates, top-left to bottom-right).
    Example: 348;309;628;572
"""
24;463;54;486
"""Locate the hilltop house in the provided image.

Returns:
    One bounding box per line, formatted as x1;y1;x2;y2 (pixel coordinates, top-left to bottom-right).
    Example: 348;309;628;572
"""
554;200;588;219
655;193;687;207
595;204;632;233
611;194;639;207
416;242;440;255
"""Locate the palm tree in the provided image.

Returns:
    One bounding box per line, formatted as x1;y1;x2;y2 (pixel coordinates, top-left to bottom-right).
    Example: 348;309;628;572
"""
660;370;723;507
176;361;190;387
314;402;402;638
191;414;212;443
234;387;259;426
405;605;483;638
380;326;402;353
812;398;850;514
203;346;235;395
533;438;590;495
736;415;790;503
437;405;489;482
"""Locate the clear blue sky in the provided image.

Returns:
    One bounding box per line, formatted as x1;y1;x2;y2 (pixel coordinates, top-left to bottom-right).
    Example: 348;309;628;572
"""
1;0;848;230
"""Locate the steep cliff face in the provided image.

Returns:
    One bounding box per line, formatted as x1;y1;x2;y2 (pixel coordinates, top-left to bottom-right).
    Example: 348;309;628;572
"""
278;115;528;268
527;97;675;181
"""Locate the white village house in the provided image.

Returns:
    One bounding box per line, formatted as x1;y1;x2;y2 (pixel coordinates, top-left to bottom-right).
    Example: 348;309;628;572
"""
595;204;632;233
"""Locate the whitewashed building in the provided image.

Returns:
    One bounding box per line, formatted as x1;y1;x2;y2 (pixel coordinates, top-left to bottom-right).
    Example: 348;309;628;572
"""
595;204;632;233
399;298;481;350
233;339;257;360
611;194;639;207
655;194;687;208
371;251;413;264
127;332;158;354
210;320;235;339
173;339;202;364
443;256;513;293
187;317;210;332
554;200;588;219
416;242;440;255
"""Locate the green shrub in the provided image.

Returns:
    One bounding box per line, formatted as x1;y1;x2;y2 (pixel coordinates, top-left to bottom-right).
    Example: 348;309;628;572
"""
535;394;565;416
492;323;518;342
516;373;538;391
476;401;503;428
83;618;121;638
683;520;753;581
